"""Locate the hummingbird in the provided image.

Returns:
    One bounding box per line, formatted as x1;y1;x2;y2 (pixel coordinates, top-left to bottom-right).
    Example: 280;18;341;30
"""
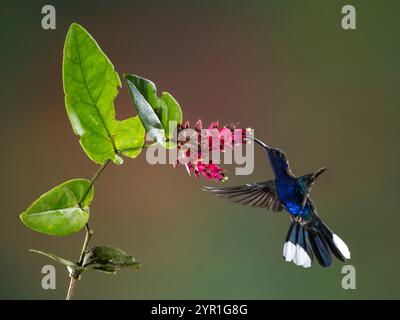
202;137;350;268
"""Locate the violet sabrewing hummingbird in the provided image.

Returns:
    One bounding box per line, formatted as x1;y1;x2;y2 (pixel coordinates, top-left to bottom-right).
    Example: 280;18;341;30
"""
202;137;350;268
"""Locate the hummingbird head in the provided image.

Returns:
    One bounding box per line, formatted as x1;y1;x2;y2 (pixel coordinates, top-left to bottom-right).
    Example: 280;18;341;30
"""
268;148;287;159
246;136;292;176
266;147;291;174
267;147;288;162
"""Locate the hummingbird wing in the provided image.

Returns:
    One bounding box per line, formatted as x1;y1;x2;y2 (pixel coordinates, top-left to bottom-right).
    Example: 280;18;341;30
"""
298;168;327;209
297;174;314;208
202;180;284;212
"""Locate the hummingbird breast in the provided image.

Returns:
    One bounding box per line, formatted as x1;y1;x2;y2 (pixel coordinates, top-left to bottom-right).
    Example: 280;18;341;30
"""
275;178;311;217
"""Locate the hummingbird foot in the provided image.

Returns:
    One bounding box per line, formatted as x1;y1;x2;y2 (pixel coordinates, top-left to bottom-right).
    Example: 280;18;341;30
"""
291;216;305;224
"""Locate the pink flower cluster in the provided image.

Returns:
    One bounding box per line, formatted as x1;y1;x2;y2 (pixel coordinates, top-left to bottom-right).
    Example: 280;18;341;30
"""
173;120;248;182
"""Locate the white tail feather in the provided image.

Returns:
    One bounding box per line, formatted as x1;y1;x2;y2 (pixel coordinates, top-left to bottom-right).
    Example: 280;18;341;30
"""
333;234;351;259
283;242;296;262
283;242;312;268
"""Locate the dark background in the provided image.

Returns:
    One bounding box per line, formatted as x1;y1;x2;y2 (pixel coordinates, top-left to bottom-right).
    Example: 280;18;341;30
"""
0;0;398;299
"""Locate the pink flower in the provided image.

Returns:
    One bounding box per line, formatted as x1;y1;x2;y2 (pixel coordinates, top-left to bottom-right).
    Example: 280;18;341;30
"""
173;119;248;182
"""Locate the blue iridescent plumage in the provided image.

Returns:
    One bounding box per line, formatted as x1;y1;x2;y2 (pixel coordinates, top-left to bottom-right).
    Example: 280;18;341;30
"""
265;146;325;219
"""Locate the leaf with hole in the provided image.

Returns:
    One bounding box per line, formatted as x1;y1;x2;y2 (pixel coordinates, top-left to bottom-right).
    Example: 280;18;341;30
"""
20;179;93;236
63;23;124;164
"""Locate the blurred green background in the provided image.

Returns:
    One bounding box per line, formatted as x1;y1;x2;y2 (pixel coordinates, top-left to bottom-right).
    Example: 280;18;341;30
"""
0;0;398;299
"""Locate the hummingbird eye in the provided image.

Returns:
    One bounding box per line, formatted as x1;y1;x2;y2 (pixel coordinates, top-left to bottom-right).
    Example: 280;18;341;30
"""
273;149;286;159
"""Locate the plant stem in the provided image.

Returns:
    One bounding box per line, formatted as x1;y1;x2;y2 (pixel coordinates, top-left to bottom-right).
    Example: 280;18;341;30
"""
78;223;93;265
66;274;79;300
81;159;111;204
65;159;111;300
65;225;91;300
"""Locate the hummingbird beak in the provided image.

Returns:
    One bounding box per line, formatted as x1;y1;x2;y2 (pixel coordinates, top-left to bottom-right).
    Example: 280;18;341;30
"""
245;136;270;151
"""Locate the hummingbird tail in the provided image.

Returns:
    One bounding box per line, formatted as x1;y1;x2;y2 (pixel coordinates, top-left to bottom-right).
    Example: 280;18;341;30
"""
282;222;313;268
283;217;351;268
308;216;350;267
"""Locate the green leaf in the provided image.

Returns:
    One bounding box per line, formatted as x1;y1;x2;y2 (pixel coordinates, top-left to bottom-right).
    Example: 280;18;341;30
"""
82;246;141;274
114;116;145;159
160;92;182;139
20;179;93;236
29;249;84;277
29;249;77;268
126;74;160;111
124;74;165;144
63;23;122;165
124;74;183;143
